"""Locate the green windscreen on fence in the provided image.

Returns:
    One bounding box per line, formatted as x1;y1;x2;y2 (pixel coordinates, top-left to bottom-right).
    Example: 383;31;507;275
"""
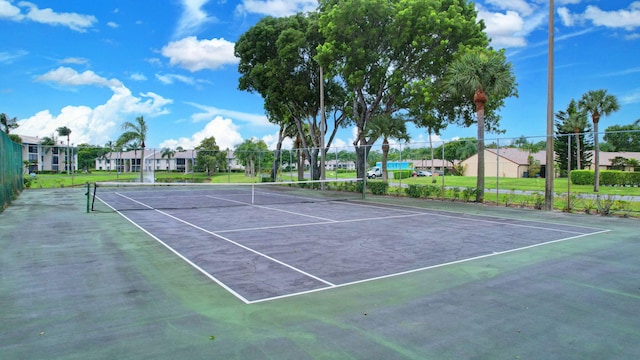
1;131;23;211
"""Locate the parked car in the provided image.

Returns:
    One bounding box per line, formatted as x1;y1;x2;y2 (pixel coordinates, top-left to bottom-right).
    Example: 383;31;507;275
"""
412;170;433;177
367;167;382;179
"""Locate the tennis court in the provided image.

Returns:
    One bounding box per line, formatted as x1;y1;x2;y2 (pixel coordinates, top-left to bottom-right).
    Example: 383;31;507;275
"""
92;181;607;303
2;186;639;359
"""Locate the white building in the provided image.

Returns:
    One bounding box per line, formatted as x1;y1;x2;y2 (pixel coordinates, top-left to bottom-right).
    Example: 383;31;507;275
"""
18;135;77;174
95;149;244;173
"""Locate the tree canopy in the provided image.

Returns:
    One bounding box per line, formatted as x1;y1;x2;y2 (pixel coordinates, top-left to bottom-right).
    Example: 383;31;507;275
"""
195;137;225;175
603;120;640;152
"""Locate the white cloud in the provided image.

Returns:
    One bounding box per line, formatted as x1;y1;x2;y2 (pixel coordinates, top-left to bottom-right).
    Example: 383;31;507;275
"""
36;66;123;89
236;0;317;17
130;73;147;81
0;0;23;20
556;0;582;5
557;7;575;27
174;0;216;38
0;49;28;63
478;9;527;48
485;0;534;17
60;57;89;65
17;1;97;32
146;58;163;67
155;73;196;85
107;21;118;28
621;89;640;105
161;36;238;72
159;116;243;150
625;33;640;40
17;79;172;146
186;102;271;127
583;3;640;31
261;132;295;150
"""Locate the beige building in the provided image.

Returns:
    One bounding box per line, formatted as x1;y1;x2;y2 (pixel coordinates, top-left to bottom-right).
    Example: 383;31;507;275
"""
408;159;450;174
586;151;640;171
461;148;547;178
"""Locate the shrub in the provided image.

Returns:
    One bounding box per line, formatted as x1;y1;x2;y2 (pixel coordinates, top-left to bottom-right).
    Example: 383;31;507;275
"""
533;192;544;210
393;170;413;180
368;181;388;195
461;187;478;202
572;169;640;187
405;184;422;198
571;170;593;185
595;195;615;215
450;187;461;201
423;185;441;198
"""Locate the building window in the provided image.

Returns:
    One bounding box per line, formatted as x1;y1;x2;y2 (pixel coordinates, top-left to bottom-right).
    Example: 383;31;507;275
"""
28;144;38;153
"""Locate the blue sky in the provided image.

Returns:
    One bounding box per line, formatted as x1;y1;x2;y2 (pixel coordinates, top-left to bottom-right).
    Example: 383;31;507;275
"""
2;0;639;151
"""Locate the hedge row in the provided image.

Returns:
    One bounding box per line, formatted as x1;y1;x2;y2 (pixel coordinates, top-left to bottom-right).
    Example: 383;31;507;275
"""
392;170;413;180
571;170;640;186
404;184;442;198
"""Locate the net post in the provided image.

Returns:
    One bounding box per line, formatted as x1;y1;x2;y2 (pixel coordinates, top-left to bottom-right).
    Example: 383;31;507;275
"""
86;182;90;213
91;182;98;211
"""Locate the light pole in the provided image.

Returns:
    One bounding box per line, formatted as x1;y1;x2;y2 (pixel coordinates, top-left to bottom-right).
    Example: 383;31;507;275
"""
544;0;555;210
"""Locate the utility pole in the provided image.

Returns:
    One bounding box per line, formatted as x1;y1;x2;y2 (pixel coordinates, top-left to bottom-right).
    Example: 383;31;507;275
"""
545;0;555;211
320;65;326;186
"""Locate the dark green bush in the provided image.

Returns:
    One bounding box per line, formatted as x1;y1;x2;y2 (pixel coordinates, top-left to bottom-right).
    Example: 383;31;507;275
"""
571;170;593;185
405;184;422;198
368;181;388;195
393;170;413;180
572;170;640;186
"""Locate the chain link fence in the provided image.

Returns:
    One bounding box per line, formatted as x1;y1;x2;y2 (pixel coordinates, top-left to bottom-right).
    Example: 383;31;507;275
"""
1;131;24;211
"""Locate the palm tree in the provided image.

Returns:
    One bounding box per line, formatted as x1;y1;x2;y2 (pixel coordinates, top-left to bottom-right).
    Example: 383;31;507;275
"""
1;113;19;133
578;89;620;192
365;114;410;182
562;100;589;170
104;140;116;172
161;147;176;171
117;116;148;182
445;48;517;202
56;126;72;174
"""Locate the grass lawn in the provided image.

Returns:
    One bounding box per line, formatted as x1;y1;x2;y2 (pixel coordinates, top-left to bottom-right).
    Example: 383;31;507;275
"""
22;170;640;216
400;175;640;197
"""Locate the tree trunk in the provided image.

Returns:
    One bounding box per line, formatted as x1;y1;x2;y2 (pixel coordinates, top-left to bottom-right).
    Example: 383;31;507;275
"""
140;146;145;182
474;88;487;203
428;129;435;176
574;129;581;171
355;143;372;180
381;139;389;182
271;129;285;181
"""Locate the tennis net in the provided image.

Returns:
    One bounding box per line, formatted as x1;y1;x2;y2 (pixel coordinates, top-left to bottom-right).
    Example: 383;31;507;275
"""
90;178;364;212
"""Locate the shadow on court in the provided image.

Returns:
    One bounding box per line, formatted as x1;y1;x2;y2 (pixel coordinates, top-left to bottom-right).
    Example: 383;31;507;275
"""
1;188;639;359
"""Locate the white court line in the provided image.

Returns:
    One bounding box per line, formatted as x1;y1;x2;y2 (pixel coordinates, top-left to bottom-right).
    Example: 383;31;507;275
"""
99;191;610;305
95;194;252;304
247;229;611;304
205;194;338;222
153;208;336;286
113;192;336;289
216;212;427;234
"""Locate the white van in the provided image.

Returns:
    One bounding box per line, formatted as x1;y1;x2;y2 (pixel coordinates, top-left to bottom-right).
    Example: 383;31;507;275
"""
367;167;382;179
